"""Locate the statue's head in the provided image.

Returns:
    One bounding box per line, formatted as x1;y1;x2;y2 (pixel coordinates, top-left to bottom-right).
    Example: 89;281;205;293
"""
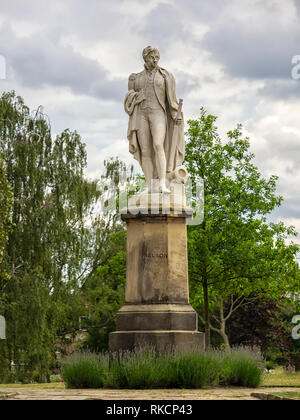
142;46;160;70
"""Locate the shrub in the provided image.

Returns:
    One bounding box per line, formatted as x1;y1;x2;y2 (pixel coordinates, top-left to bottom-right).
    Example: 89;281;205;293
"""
61;352;108;388
107;347;176;389
173;349;220;388
61;346;263;389
219;348;263;387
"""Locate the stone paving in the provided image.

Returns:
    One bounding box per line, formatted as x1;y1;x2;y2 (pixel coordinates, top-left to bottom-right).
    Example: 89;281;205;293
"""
1;386;299;400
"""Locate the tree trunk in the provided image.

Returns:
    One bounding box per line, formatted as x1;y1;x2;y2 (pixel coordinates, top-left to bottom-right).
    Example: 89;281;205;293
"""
219;298;230;351
219;328;230;351
203;276;210;350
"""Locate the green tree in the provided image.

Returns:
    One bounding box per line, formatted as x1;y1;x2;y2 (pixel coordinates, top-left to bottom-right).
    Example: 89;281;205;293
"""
0;152;13;269
82;231;126;351
0;91;99;381
80;157;130;287
80;158;136;351
185;108;300;350
0;151;13;364
227;297;300;368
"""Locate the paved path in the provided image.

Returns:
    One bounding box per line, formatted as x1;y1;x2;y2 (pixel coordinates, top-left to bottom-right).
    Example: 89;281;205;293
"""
1;386;299;400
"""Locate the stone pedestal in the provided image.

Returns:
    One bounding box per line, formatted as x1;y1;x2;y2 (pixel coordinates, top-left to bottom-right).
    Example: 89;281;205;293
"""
109;193;204;351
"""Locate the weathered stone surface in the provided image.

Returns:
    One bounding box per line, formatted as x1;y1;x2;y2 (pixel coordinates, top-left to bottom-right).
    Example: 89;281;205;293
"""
109;330;204;352
111;47;204;352
116;304;198;331
0;386;269;399
109;208;205;352
124;46;185;193
124;212;189;304
124;187;190;216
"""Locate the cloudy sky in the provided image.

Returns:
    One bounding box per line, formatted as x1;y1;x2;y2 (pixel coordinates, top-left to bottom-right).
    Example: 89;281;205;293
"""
1;0;300;240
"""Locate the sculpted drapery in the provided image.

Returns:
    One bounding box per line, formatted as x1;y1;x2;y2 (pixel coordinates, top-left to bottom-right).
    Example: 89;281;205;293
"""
124;47;184;192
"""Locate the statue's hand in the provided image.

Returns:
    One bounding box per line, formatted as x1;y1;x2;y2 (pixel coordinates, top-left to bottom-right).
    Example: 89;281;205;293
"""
136;89;146;104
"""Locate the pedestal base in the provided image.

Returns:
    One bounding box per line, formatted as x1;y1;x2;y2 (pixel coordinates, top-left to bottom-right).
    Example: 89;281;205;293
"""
109;330;204;352
109;303;205;351
115;304;198;330
108;199;205;352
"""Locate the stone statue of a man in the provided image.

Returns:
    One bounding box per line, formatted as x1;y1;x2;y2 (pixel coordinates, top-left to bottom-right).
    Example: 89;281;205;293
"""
124;46;185;193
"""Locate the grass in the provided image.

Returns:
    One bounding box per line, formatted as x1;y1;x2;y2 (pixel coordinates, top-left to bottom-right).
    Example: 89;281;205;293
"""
5;348;286;391
61;346;264;389
219;350;263;388
106;348;222;389
3;366;300;390
270;391;300;400
0;382;65;389
62;352;108;389
262;367;300;387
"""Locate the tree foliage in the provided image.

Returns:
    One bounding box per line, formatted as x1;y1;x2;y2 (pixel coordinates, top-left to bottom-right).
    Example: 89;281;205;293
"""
82;231;126;352
227;298;300;368
80;157;136;352
0;152;13;270
1;92;298;379
185;108;300;349
0;91;99;381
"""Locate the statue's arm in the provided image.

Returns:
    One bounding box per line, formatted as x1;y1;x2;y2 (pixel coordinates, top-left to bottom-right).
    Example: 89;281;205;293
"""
125;73;145;115
128;73;136;91
127;72;145;106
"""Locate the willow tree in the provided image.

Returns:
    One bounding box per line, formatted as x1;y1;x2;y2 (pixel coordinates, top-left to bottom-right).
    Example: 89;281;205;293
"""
0;152;12;268
0;91;100;381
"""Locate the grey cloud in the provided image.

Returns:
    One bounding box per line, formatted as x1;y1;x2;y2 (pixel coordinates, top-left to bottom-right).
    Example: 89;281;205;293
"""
258;80;300;99
271;199;300;221
203;22;298;80
132;0;300;83
172;0;228;20
174;71;201;98
134;3;189;53
258;171;300;224
1;0;300;223
58;0;127;42
252;130;300;183
0;0;125;42
0;22;126;102
294;0;300;14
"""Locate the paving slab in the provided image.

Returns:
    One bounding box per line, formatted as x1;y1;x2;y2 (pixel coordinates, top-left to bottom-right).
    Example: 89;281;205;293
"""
1;386;299;400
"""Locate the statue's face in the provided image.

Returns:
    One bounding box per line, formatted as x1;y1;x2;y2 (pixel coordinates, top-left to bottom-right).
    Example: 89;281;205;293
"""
144;50;160;70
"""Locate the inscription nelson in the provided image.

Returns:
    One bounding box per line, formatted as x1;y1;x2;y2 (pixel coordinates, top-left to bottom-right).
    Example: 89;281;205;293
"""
143;251;168;258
